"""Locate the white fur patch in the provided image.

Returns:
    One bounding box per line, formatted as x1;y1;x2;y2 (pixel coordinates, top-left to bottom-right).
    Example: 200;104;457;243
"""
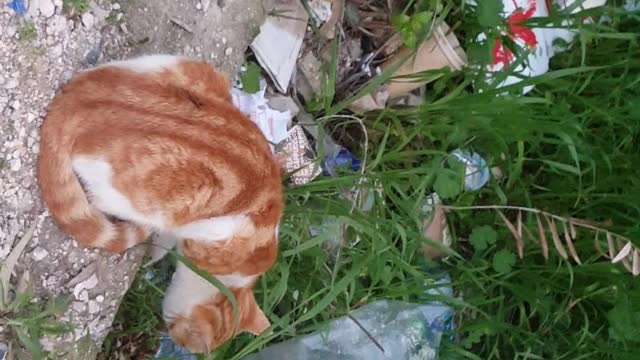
145;232;179;267
100;55;186;74
163;262;255;319
72;156;165;228
171;215;253;242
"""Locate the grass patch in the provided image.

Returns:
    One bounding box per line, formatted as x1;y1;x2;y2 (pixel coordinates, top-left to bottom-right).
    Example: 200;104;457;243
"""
63;0;89;14
16;22;36;42
104;1;640;359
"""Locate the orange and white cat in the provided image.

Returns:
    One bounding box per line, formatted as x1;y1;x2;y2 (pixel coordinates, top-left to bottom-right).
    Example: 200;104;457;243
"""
37;55;283;353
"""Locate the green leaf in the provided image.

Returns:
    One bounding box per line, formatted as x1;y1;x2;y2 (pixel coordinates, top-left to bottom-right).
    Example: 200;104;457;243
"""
607;296;640;341
469;225;498;251
492;249;516;274
434;171;461;199
477;0;504;28
239;62;261;94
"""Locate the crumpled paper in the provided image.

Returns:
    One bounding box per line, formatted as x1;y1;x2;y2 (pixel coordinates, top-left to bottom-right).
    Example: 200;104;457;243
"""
231;80;321;186
231;80;291;149
276;125;322;186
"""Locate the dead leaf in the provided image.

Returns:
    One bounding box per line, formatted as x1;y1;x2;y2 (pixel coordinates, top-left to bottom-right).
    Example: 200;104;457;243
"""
569;221;577;240
612;241;632;264
0;222;36;309
606;232;615;259
593;231;607;258
545;215;568;260
498;211;523;259
536;214;549;260
562;221;581;264
517;210;523;239
633;250;639;276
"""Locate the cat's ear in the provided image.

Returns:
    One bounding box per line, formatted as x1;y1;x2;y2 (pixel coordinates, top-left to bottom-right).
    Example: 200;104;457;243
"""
241;300;270;335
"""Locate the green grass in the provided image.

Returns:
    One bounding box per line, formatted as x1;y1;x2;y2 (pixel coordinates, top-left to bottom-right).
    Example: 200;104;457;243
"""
63;0;89;14
103;1;640;359
16;22;36;42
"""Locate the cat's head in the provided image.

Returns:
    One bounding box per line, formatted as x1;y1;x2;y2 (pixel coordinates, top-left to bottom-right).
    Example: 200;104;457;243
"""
165;285;269;353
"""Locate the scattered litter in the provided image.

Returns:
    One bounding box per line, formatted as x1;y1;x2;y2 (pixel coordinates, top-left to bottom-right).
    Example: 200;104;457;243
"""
318;0;343;39
251;0;308;92
451;149;490;191
245;276;453;360
348;87;389;113
267;95;300;117
382;23;467;99
277;125;322;186
231;79;291;148
7;0;27;14
421;193;452;259
0;342;8;360
308;216;342;250
168;16;193;33
308;0;333;26
626;0;640;11
478;0;607;93
323;148;361;175
298;51;324;99
154;332;196;360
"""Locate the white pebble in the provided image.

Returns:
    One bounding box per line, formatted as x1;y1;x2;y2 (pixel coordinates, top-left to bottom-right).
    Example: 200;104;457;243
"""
88;300;100;314
31;247;49;261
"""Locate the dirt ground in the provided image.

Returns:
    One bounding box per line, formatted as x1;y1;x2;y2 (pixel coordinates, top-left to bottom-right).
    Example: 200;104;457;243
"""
0;0;266;356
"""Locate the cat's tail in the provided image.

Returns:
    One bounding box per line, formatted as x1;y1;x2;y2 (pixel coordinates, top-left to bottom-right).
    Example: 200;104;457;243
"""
37;114;148;254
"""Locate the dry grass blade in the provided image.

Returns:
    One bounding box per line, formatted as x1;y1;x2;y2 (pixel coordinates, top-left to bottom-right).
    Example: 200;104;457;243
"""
606;232;615;259
498;211;523;259
563;221;581;264
0;222;36;309
593;231;607;258
517;210;523;239
569;221;577;240
614;239;633;272
536;214;549;259
612;241;633;264
633;250;639;276
545;215;568;260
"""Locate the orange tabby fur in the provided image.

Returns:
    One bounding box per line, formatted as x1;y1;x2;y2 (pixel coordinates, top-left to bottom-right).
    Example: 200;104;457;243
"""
37;55;283;353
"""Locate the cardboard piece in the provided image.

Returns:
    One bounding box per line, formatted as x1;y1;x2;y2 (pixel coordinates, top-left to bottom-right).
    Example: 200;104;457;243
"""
251;0;309;92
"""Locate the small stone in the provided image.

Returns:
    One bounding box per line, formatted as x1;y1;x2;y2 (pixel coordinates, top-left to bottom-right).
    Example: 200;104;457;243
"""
9;158;21;172
88;300;100;314
225;47;233;55
196;2;202;10
31;247;49;261
96;295;104;303
78;290;89;302
39;0;56;18
72;301;86;312
111;2;121;10
47;15;67;35
82;12;95;29
4;79;18;89
83;274;99;290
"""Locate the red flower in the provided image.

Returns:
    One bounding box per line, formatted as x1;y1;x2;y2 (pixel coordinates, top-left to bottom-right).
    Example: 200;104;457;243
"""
491;0;539;68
